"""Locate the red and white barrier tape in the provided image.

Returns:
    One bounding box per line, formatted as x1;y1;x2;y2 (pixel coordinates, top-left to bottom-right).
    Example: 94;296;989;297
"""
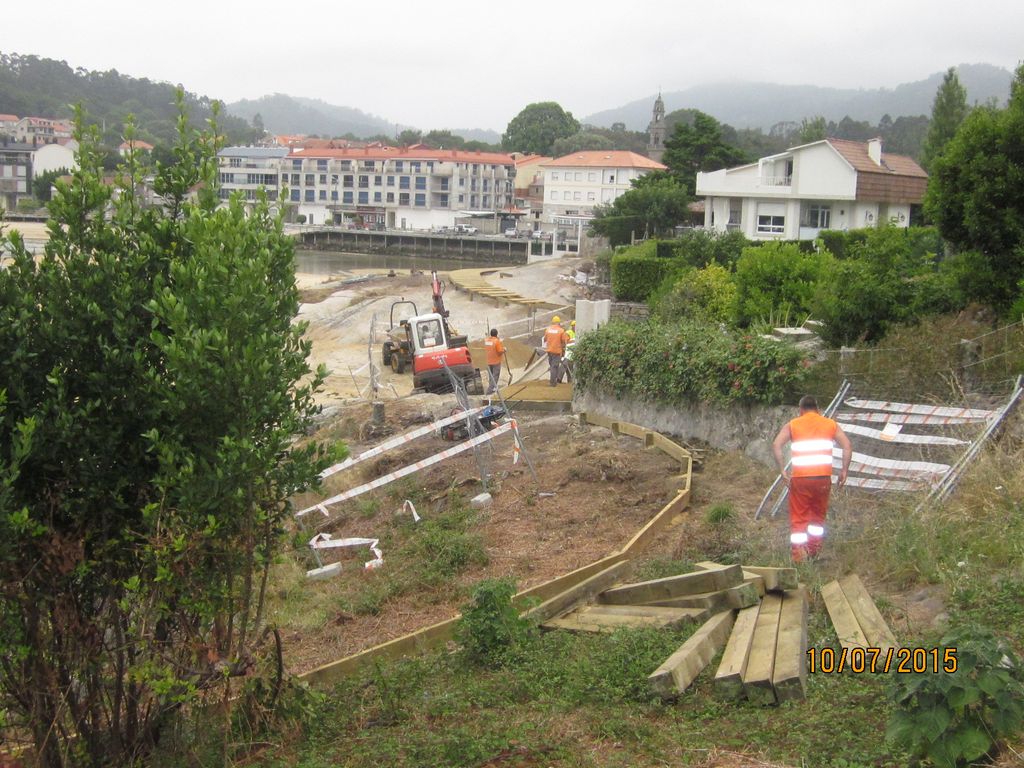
841;476;928;492
308;533;383;569
297;420;517;518
844;398;995;421
320;406;486;479
838;450;950;480
836;411;980;426
837;422;969;446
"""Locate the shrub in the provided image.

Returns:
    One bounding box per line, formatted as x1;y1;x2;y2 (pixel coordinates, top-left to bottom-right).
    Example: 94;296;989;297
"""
455;579;533;668
887;627;1024;767
572;319;807;406
610;240;685;302
653;262;737;323
734;241;833;326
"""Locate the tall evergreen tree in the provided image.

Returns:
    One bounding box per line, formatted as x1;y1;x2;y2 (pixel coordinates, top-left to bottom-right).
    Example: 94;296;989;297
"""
921;67;969;171
662;111;748;196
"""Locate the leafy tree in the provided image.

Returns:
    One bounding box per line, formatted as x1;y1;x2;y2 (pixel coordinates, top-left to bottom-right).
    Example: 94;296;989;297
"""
501;101;580;156
0;101;334;766
654;262;738;323
921;67;969;172
252;111;265;136
925;65;1024;308
589;173;690;246
422;129;466;149
799;116;827;143
30;166;71;203
734;241;833;325
397;128;422;146
550;130;614;156
662;111;748;195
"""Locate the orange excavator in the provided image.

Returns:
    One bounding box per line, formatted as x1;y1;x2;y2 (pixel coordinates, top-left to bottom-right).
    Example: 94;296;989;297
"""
382;271;483;394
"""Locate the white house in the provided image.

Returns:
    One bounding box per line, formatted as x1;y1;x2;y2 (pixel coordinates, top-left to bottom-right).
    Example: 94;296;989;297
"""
32;140;78;176
541;150;666;228
695;138;928;241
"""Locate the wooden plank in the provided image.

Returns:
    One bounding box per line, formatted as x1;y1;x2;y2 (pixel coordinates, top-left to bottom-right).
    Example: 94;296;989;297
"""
742;593;782;706
613;421;649;440
579;411;616;431
649;431;691;462
714;602;761;699
838;574;898;652
543;605;699;632
641;582;759;612
619;490;690;555
581;605;708;623
820;580;870;651
599;564;742;605
648;611;735;699
742;566;799;592
524;560;632;624
693;561;767;596
772;587;809;702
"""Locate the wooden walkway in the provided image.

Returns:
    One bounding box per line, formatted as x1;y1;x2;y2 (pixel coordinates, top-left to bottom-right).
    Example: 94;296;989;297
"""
448;267;562;311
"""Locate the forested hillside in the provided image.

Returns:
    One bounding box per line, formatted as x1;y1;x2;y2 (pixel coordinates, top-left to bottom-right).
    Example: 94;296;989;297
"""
0;52;259;147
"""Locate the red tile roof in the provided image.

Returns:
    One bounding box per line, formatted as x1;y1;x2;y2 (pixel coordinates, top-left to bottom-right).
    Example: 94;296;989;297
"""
287;146;515;164
0;114;18;122
827;138;927;178
543;150;666;170
513;154;552;167
119;139;154;150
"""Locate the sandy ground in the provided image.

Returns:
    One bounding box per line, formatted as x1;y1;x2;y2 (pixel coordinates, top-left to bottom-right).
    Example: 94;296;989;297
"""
295;257;591;406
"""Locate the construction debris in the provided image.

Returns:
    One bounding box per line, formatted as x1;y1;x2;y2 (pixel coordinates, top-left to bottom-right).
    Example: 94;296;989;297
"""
470;492;493;509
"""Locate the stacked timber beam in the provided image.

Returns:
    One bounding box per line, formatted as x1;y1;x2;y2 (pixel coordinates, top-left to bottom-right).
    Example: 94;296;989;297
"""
821;574;898;653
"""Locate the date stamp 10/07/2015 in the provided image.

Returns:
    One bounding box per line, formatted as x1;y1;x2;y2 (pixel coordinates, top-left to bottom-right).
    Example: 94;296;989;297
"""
807;647;958;674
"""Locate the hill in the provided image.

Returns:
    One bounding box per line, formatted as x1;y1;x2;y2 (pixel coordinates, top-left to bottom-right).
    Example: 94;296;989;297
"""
0;52;258;147
226;94;401;138
583;63;1014;130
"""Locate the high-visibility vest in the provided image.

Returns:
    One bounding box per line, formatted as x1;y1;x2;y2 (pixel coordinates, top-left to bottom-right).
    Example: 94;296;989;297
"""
544;325;567;355
566;329;576;342
484;337;504;366
789;411;837;478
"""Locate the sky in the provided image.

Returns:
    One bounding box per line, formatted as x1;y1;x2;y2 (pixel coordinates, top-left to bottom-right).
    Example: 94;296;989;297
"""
2;0;1021;132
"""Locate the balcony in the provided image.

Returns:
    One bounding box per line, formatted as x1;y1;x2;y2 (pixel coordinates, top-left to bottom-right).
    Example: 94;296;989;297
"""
761;175;792;187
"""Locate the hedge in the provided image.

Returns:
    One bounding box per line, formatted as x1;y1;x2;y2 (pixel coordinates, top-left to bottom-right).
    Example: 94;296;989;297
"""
610;240;684;302
572;319;808;407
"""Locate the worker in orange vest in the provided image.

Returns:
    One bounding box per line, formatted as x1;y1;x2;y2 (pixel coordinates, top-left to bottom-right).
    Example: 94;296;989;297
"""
483;328;506;395
772;395;852;562
544;316;570;386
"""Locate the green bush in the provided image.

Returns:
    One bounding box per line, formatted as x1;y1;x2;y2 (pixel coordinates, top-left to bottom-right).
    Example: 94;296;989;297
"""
572;319;807;406
887;627;1024;767
455;578;534;668
653;262;737;323
734;241;833;326
610;240;684;301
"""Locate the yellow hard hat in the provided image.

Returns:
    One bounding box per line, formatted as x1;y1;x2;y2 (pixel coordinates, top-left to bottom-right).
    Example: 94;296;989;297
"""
552;315;561;323
570;320;576;326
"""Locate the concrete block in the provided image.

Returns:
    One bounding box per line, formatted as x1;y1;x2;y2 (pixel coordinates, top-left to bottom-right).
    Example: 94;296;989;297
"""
307;562;343;580
470;492;493;509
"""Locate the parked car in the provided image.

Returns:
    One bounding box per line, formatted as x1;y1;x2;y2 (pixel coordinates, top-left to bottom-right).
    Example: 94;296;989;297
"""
504;228;518;238
454;225;478;235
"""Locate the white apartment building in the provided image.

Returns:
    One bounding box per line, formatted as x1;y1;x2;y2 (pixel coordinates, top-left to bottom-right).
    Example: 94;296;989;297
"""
0;141;33;210
32;140;78;176
541;151;666;228
217;145;516;229
695;138;928;241
14;117;72;145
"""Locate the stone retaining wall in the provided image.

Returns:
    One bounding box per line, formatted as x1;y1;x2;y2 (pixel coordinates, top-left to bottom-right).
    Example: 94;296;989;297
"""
610;302;651;322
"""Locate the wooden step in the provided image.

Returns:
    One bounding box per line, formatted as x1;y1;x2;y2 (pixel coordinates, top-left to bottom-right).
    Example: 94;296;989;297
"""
714;602;761;700
648;611;735;699
742;593;783;706
598;565;742;605
693;561;767;596
821;580;870;651
772;587;809;702
641;582;760;612
581;605;709;623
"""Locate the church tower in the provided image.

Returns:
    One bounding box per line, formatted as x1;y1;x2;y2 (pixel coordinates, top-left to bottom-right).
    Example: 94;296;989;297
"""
647;93;666;163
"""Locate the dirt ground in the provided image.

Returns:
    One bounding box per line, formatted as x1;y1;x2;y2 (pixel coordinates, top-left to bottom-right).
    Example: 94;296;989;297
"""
294;258;589;407
275;409;686;675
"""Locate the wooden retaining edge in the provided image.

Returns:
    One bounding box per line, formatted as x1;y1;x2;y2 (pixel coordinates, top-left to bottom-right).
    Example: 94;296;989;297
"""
579;412;693;491
300;486;690;688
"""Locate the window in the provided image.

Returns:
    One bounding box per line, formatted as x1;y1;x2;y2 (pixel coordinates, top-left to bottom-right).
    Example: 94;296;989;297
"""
801;203;831;229
575;172;583;181
375;176;382;186
756;215;785;234
588;172;596;181
427;162;434;172
305;174;314;186
458;178;465;188
331;174;338;184
219;173;234;184
218;187;230;199
470;195;478;207
573;191;581;201
343;191;353;204
343;175;353;187
319;174;327;184
290;189;300;202
331;190;338;201
399;176;410;189
317;159;327;170
362;161;375;170
439;194;448;207
395;161;404;172
228;157;241;168
358;175;369;188
358;191;369;204
374;191;382;202
386;192;394;203
410;162;421;173
551;172;559;181
587;191;595;201
415;176;426;190
458;194;465;203
304;189;315;202
292;159;302;169
563;191;571;200
291;174;300;185
414;193;425;207
387;175;395;187
399;193;410;206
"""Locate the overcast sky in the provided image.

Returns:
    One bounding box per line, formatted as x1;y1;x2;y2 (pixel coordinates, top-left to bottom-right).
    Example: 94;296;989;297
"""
2;0;1021;131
